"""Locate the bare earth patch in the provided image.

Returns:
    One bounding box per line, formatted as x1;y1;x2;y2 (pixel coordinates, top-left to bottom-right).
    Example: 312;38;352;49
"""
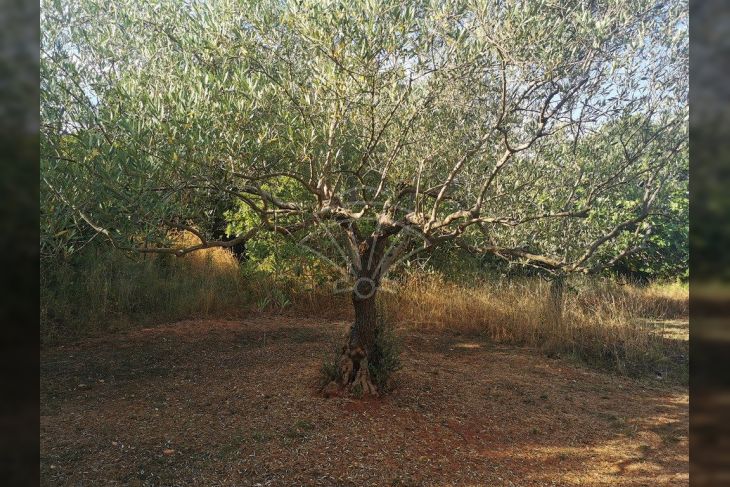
40;316;688;486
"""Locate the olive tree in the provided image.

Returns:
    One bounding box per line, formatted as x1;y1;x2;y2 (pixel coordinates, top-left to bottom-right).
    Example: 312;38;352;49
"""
41;0;687;394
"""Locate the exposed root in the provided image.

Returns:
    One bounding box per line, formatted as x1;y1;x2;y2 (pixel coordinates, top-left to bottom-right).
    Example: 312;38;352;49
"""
326;344;379;397
350;356;378;396
338;346;354;384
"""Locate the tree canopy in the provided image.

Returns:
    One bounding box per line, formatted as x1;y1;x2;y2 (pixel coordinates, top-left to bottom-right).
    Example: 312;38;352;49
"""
41;0;688;279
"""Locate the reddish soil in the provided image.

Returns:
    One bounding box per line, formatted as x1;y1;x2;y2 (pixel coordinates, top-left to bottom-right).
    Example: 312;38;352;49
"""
40;316;688;486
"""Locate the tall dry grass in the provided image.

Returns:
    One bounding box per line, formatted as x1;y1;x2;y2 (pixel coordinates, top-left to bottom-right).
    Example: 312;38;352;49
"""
380;273;688;379
40;231;355;344
41;239;687;381
42;248;235;343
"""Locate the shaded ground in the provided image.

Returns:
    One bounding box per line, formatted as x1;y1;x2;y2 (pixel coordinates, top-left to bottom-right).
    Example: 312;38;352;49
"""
690;289;730;486
40;316;688;486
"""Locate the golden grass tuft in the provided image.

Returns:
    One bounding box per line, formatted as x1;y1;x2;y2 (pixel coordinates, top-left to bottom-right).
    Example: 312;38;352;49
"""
170;231;241;274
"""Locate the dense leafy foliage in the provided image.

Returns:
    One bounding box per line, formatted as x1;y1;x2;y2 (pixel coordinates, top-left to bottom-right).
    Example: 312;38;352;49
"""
41;0;688;282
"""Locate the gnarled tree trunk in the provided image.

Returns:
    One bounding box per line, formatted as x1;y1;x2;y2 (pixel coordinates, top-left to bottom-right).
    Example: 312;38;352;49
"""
336;284;379;396
331;235;388;396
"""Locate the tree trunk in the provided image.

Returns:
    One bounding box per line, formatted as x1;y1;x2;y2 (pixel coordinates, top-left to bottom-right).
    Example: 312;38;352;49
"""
330;236;388;396
352;282;378;353
335;286;379;396
548;275;566;325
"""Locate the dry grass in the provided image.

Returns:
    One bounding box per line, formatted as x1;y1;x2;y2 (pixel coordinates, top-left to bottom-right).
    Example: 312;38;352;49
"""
41;238;687;380
41;247;241;343
40;234;349;344
379;273;688;380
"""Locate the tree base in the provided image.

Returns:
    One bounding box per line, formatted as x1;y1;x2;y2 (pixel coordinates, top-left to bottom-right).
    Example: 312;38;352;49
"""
324;344;378;397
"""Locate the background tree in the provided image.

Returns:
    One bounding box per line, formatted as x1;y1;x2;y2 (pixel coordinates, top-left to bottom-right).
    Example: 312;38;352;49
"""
41;0;688;394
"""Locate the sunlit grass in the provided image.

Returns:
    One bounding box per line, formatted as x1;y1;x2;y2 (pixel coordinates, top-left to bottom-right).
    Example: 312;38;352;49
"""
41;245;687;382
379;273;687;380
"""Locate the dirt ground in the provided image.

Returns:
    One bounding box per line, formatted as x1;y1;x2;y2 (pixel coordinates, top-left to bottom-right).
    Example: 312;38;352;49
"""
40;316;688;486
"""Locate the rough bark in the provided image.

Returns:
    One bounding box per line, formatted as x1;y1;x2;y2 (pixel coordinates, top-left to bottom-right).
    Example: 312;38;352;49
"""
336;288;378;396
330;235;388;396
